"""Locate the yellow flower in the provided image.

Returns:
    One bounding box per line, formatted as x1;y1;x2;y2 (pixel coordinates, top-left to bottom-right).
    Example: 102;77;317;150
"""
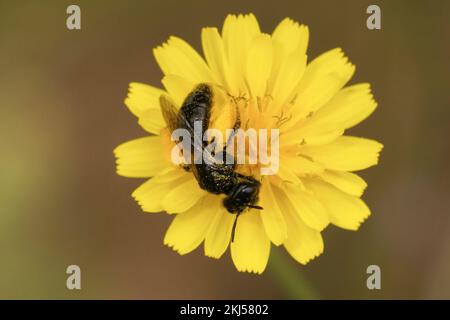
114;14;383;274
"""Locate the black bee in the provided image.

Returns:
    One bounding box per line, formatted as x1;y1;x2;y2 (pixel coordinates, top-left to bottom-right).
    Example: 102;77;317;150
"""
159;83;263;241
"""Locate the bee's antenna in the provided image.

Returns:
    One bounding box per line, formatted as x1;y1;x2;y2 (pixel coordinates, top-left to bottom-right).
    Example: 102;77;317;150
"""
231;213;240;243
248;205;263;210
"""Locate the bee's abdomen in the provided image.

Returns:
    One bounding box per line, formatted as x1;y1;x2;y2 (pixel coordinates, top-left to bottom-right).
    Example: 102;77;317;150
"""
194;164;235;195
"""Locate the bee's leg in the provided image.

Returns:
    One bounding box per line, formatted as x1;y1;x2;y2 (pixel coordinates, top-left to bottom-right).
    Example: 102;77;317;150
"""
231;212;241;243
221;120;241;170
223;102;241;150
226;115;241;147
209;136;217;156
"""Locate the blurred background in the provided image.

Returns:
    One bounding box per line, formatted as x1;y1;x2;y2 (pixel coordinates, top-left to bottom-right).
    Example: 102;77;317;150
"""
0;0;449;299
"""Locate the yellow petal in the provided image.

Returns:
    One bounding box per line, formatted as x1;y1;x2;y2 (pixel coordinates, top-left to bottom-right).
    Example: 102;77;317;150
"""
230;210;270;274
276;165;305;187
272;18;309;57
124;82;165;117
286;48;355;128
281;126;344;146
275;187;324;264
299;136;383;171
132;168;189;213
268;39;286;100
137;108;165;134
268;48;307;110
164;194;218;255
114;136;169;178
304;178;371;230
302;83;377;131
259;180;288;245
124;82;166;134
161;74;195;107
281;154;325;175
208;85;237;144
284;212;324;265
153;36;213;84
151;166;187;183
269;18;308;109
222;14;261;95
201;27;230;88
162;177;207;213
245;33;273;99
204;207;234;259
319;170;367;197
282;184;329;231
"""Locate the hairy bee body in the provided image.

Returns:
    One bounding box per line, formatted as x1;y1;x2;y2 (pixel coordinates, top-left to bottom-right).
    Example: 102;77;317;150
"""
160;83;263;240
177;84;236;195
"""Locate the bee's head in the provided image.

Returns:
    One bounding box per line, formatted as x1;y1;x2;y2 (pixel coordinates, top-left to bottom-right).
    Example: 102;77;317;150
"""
223;177;263;214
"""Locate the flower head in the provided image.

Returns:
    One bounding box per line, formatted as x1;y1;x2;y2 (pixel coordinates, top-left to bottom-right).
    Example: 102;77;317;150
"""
114;14;383;274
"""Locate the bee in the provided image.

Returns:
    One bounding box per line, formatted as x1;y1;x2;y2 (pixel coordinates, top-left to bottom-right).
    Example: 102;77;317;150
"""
159;83;263;242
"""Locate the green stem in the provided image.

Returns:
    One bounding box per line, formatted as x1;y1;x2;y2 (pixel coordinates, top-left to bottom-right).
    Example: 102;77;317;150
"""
268;247;320;299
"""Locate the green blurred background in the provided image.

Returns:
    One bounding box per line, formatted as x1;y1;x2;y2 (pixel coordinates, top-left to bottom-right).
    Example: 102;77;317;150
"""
1;0;449;299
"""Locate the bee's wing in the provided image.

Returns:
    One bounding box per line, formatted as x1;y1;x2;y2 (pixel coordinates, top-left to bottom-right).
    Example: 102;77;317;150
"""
160;93;216;170
188;161;202;183
159;94;179;133
160;94;192;166
159;90;229;181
